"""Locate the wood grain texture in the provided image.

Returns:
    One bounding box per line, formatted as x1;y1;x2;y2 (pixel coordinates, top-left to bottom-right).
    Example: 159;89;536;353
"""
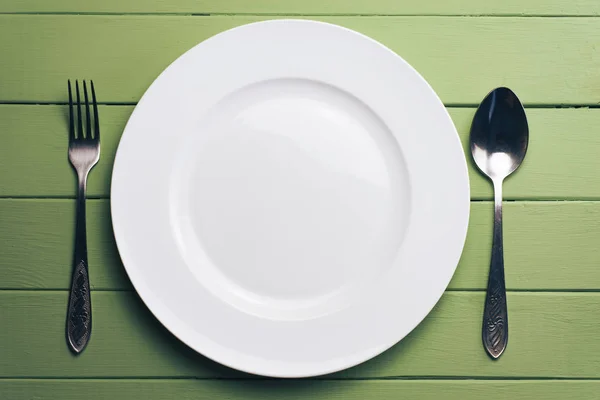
0;1;597;395
1;0;599;16
2;199;600;291
2;106;600;199
2;379;600;400
1;291;599;377
1;16;600;104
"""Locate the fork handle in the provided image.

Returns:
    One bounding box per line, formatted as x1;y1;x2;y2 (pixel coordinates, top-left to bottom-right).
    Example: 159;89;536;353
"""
67;171;92;353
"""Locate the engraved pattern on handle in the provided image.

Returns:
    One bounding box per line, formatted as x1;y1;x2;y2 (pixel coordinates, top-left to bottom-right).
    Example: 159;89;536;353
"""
67;259;92;353
482;262;507;358
482;180;508;359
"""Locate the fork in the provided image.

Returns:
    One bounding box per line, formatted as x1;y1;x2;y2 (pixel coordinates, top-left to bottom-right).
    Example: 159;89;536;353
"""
66;80;100;354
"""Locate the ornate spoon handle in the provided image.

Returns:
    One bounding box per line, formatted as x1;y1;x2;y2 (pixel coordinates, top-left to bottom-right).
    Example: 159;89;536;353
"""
482;179;508;359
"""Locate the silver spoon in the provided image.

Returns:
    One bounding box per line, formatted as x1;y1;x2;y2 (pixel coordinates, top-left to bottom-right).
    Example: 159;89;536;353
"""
470;87;528;359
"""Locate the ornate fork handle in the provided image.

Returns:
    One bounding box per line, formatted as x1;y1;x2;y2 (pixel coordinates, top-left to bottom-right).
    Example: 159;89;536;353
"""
67;171;92;353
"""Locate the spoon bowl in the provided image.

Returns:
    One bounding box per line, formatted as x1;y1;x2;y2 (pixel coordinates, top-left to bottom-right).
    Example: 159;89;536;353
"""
470;87;528;183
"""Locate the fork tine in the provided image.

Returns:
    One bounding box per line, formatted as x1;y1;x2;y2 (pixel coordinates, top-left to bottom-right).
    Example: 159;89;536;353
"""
68;80;75;142
75;80;84;139
83;81;92;139
91;80;100;142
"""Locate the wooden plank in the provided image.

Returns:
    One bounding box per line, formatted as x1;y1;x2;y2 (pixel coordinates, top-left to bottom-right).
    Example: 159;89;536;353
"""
1;0;599;16
0;106;126;198
0;200;127;290
2;199;600;291
1;15;599;104
2;105;600;200
1;379;600;400
452;107;600;200
1;291;599;377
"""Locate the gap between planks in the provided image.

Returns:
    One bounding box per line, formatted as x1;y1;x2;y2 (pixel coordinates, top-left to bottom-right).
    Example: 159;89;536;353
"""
2;377;600;381
1;12;600;17
1;102;599;108
0;290;598;293
3;197;600;202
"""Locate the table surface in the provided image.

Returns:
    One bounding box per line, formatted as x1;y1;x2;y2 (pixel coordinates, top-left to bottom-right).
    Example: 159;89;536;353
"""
2;1;600;399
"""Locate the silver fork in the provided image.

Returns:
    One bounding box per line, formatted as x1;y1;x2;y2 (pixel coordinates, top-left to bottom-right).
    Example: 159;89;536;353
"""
66;80;100;354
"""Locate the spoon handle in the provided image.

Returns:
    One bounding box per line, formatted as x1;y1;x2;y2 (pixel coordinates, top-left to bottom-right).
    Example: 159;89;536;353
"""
482;180;508;359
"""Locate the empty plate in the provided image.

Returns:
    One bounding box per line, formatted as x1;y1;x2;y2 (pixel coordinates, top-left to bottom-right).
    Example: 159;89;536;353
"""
111;19;469;377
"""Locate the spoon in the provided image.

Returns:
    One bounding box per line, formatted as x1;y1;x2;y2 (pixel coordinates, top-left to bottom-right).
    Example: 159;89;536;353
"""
470;87;528;359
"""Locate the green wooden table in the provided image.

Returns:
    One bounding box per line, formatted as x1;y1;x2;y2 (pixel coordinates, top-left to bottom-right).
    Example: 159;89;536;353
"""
2;1;600;398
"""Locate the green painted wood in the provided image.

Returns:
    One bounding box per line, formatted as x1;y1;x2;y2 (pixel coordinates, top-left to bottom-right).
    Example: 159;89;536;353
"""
0;106;125;198
1;379;600;400
2;106;600;200
1;291;599;377
0;6;597;390
1;0;599;16
1;199;600;291
0;200;126;290
1;16;599;104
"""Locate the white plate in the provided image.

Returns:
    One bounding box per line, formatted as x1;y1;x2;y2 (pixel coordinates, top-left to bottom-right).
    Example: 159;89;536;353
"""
111;20;469;378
